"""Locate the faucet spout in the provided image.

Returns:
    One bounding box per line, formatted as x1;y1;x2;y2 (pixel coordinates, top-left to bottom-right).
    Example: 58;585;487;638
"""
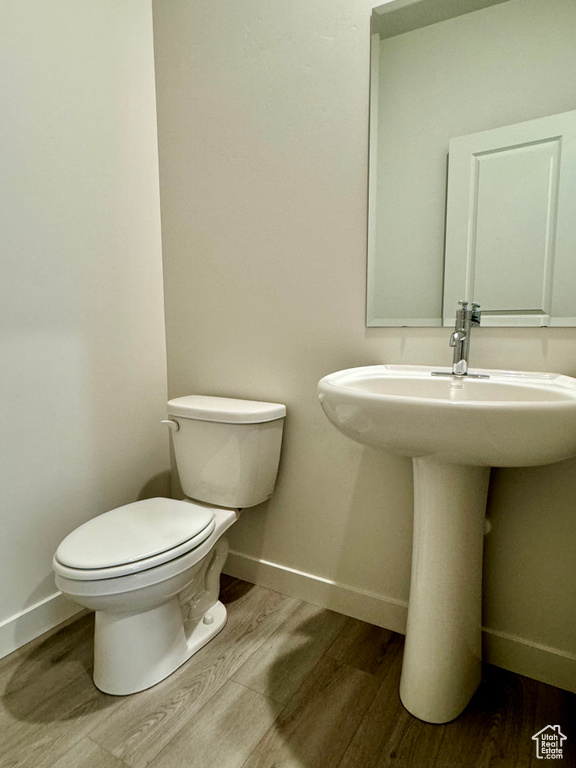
449;329;468;374
449;329;467;347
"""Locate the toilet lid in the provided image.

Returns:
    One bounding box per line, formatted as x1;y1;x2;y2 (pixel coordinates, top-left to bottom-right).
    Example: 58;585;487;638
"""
167;395;286;423
55;498;215;572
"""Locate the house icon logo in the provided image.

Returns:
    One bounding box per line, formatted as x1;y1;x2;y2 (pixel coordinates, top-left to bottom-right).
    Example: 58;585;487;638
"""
532;725;567;759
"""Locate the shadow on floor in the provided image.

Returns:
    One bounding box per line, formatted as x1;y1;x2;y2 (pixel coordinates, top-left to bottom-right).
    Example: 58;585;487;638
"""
1;613;116;723
259;606;576;768
1;574;255;730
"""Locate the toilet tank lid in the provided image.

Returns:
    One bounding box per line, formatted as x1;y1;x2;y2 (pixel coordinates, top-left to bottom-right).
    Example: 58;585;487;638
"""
167;396;286;424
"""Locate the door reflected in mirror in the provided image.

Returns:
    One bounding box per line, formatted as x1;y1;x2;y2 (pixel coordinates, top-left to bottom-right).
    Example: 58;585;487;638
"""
367;0;576;327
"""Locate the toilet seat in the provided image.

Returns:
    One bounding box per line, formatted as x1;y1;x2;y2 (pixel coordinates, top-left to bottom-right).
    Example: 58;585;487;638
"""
53;498;216;581
54;507;238;605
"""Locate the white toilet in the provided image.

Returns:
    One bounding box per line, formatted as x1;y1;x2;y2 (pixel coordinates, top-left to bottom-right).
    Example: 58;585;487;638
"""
53;395;285;695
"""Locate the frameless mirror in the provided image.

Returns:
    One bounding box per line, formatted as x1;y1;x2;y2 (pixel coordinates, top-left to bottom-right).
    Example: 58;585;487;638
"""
367;0;576;327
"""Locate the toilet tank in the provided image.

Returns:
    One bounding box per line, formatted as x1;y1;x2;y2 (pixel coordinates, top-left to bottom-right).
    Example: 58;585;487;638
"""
166;396;286;509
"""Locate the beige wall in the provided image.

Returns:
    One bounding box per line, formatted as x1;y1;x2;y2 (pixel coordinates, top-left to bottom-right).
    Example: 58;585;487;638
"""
154;0;576;689
0;0;169;655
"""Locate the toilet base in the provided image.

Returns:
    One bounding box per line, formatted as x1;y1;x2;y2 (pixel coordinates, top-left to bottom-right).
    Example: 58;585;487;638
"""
92;535;231;696
94;599;227;695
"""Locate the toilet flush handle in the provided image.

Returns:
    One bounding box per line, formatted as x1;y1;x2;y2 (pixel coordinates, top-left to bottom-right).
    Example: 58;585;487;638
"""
161;419;180;432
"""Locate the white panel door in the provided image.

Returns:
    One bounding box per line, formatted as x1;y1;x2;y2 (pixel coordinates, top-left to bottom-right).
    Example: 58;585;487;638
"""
443;110;576;326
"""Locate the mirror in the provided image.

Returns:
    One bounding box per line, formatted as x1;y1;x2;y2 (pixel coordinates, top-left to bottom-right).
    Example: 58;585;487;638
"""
367;0;576;327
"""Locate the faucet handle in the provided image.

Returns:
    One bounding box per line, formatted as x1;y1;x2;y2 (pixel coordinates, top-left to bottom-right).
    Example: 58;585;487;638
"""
455;300;468;330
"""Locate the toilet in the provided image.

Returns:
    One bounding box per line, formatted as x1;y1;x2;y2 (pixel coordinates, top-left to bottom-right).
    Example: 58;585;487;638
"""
53;395;285;695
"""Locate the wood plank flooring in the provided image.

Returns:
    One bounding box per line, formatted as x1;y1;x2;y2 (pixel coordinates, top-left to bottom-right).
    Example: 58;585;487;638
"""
0;576;574;768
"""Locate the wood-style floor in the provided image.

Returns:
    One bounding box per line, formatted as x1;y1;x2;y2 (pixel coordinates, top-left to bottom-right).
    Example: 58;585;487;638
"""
1;576;574;768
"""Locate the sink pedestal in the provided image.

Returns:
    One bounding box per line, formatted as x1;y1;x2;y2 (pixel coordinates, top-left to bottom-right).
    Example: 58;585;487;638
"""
399;458;490;723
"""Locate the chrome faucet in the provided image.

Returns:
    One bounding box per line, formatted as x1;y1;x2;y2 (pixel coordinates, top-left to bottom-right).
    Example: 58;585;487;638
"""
449;300;481;375
432;300;487;379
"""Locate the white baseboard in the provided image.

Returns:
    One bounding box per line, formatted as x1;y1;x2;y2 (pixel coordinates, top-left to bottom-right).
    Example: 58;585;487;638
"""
225;550;409;634
224;550;576;694
0;591;82;660
483;628;576;693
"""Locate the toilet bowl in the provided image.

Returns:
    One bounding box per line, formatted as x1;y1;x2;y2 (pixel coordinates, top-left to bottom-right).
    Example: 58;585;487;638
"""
53;395;285;695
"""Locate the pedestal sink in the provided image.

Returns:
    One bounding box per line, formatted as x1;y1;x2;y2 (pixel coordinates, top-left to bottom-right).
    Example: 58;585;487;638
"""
317;365;576;723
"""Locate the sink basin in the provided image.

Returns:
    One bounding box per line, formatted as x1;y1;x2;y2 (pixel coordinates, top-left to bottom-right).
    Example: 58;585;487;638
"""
317;364;576;724
318;364;576;466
